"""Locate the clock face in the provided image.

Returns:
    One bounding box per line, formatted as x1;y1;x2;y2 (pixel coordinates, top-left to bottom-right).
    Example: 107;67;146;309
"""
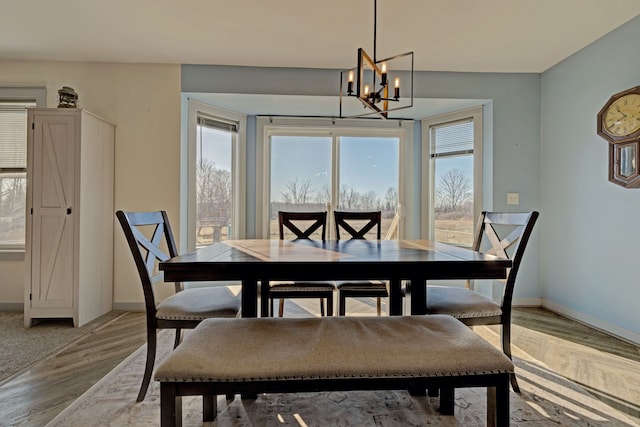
604;94;640;137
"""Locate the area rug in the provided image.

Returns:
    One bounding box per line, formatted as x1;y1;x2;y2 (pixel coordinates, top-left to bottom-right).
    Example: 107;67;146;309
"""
48;327;639;426
0;310;125;383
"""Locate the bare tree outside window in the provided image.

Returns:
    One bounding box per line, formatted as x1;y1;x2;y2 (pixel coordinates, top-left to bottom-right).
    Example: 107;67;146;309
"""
196;159;231;245
435;168;472;213
384;186;398;212
434;167;473;247
281;178;313;205
339;185;359;210
316;184;331;205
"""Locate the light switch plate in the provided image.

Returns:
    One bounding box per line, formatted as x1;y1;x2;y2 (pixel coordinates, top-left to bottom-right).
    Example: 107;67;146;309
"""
507;192;519;205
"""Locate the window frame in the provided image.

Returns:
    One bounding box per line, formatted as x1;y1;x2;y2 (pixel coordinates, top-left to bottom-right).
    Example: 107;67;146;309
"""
256;116;413;239
0;87;46;256
185;100;246;252
421;106;483;241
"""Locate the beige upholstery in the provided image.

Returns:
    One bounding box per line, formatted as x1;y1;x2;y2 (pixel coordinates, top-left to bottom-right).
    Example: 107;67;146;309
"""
155;315;513;382
427;286;502;319
156;287;241;321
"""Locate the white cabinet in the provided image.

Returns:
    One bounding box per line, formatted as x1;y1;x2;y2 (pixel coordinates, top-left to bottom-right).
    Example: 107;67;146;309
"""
24;109;115;327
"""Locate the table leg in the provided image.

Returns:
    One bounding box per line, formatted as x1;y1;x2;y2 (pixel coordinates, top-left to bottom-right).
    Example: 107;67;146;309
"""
240;279;259;400
387;279;403;316
260;279;270;317
410;278;427;315
241;279;258;318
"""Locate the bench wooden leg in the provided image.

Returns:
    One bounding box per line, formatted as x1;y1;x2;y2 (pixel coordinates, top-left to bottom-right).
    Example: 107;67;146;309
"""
160;383;181;427
439;387;455;415
203;395;216;422
408;386;426;396
487;379;510;427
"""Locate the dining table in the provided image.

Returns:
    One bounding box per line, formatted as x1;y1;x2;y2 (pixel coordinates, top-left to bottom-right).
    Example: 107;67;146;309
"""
159;238;512;318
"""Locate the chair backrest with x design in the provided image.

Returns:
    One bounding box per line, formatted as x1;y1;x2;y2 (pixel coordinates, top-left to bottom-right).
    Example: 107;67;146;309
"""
116;210;181;317
472;211;539;308
334;211;382;240
278;211;327;240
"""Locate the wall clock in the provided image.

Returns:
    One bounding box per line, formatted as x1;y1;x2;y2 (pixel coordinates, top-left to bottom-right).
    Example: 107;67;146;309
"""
597;86;640;143
597;86;640;188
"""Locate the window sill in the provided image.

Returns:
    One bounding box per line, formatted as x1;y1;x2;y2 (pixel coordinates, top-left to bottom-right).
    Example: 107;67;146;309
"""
0;250;26;261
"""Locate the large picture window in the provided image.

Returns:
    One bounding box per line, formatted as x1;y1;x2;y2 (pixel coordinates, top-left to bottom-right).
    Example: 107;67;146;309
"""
258;117;411;240
186;101;246;251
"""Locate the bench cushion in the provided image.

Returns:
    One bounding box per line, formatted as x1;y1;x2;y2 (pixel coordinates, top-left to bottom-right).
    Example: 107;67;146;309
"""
155;315;513;383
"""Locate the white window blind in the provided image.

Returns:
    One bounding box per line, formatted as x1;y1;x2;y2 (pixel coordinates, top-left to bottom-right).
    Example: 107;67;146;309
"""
197;115;238;133
430;118;474;157
0;101;35;170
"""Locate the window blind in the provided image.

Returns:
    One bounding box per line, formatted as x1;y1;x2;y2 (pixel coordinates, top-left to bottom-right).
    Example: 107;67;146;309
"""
0;101;35;170
430;118;474;157
197;115;238;133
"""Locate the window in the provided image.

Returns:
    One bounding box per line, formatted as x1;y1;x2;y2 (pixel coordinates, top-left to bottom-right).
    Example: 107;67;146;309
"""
270;135;331;239
422;107;483;247
186;101;246;251
258;117;411;240
0;88;45;252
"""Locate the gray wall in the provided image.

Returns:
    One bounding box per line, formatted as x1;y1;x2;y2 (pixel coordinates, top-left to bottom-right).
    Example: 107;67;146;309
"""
182;65;542;302
540;16;640;342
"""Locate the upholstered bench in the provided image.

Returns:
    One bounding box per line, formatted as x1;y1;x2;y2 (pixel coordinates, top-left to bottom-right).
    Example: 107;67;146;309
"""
155;315;514;427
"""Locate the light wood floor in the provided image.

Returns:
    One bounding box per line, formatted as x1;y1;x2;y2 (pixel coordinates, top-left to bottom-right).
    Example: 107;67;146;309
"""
0;311;147;426
1;300;638;426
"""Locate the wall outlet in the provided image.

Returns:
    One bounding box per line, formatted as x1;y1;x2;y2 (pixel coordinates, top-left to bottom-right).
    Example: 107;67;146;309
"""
507;192;519;205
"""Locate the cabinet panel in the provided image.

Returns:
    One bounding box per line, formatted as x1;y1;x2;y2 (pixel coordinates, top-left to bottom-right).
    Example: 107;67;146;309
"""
30;115;76;309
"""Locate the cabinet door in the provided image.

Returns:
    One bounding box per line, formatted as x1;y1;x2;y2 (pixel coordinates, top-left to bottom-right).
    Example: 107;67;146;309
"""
29;114;76;309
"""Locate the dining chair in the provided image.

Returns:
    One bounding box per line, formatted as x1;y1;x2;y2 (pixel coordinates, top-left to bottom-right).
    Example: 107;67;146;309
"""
261;211;336;317
426;210;539;393
334;210;389;316
116;210;241;401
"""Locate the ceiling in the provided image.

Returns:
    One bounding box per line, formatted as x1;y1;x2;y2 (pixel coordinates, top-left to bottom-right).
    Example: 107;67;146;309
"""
2;0;639;73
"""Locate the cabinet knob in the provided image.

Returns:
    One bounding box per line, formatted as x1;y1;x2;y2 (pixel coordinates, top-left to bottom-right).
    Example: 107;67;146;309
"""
67;208;72;215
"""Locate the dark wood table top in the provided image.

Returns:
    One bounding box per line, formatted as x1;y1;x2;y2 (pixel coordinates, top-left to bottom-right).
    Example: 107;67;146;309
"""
160;239;511;282
159;239;512;317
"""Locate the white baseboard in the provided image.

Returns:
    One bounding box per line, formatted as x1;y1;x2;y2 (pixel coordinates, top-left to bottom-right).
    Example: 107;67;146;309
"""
512;297;541;307
0;303;23;312
542;299;640;346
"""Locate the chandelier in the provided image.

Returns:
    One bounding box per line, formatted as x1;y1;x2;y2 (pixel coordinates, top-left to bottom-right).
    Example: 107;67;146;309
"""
339;0;414;119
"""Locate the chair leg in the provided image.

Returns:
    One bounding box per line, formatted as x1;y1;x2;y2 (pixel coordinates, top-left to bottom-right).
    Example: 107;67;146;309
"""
173;328;181;348
278;298;285;317
326;295;333;316
376;297;381;316
339;291;346;316
501;321;520;393
320;299;326;316
137;328;157;402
